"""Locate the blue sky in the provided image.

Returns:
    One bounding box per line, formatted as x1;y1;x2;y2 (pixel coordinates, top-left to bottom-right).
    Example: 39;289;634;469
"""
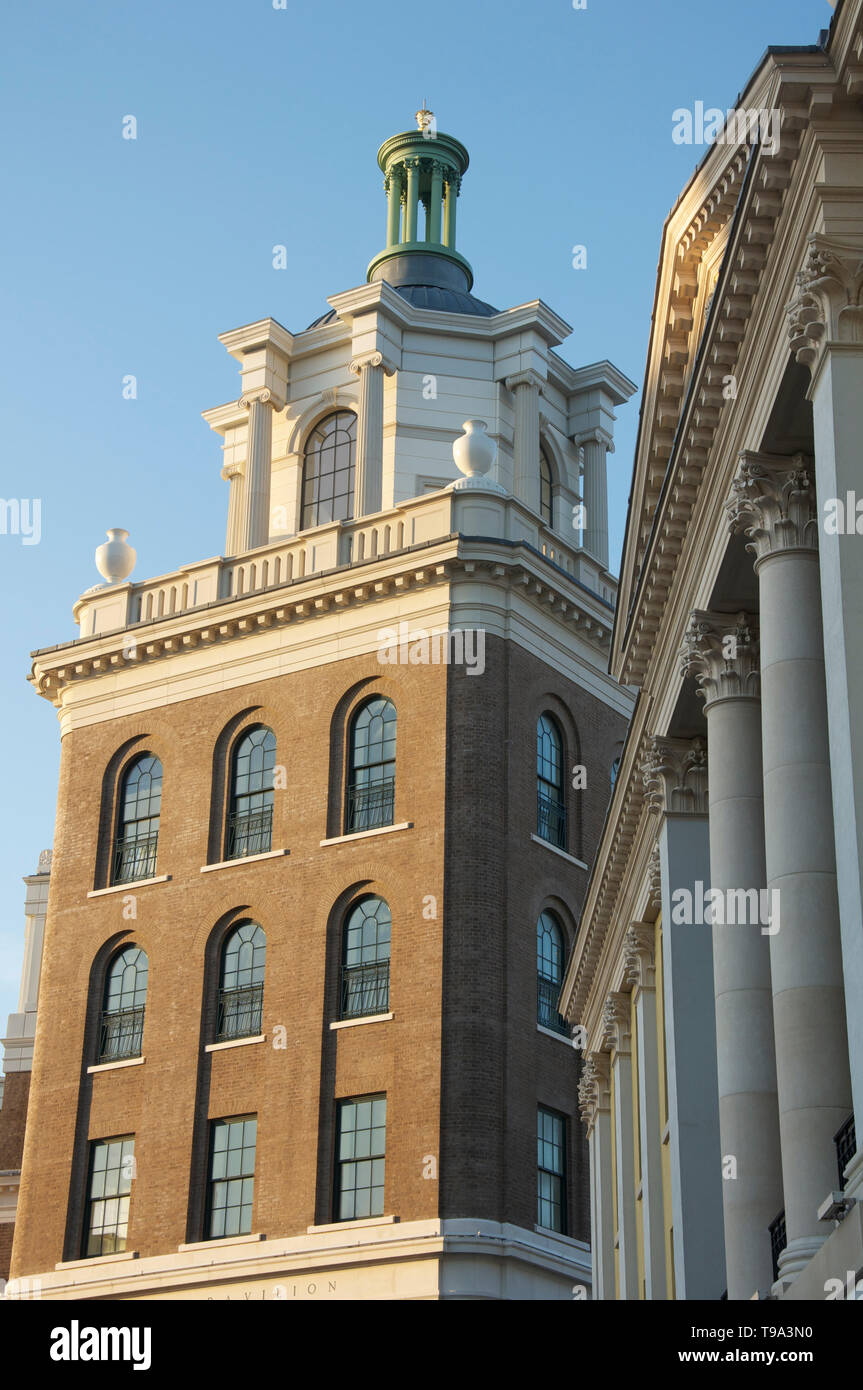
0;0;833;1034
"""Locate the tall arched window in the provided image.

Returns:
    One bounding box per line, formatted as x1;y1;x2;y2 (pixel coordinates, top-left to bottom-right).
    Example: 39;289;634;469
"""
537;713;566;848
539;445;553;527
228;726;276;859
301;410;357;530
340;896;391;1020
537;911;568;1035
218;922;266;1041
113;754;162;885
100;946;149;1062
346;697;396;832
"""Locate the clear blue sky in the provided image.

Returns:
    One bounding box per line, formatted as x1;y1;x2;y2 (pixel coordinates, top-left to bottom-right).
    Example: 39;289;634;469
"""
0;0;832;1034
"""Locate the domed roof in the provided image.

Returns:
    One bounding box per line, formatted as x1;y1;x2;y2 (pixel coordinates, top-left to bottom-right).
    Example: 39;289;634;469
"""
306;283;498;330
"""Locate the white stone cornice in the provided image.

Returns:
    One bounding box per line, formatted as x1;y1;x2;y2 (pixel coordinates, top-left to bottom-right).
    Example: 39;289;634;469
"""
623;923;655;991
504;368;546;395
349;351;397;377
601;991;631;1053
641;736;709;816
680;610;760;706
726;451;818;561
787;234;863;369
578;1051;611;1128
218;317;295;362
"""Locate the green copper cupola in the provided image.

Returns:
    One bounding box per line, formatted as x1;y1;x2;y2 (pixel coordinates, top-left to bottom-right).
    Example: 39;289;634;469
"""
367;107;474;294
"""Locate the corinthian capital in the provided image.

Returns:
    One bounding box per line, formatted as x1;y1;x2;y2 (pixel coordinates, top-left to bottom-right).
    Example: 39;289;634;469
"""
601;991;631;1053
680;610;760;705
786;235;863;368
726;451;817;560
641;736;709;816
623;923;655;990
578;1050;611;1127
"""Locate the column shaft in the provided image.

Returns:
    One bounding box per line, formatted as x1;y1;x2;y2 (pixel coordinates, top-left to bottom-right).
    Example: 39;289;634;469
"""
611;1042;639;1298
239;397;273;552
508;377;541;514
352;358;386;517
580;434;610;568
428;164;443;243
590;1109;615;1299
443;178;457;248
404;162;419;243
386;169;402;247
634;983;667;1299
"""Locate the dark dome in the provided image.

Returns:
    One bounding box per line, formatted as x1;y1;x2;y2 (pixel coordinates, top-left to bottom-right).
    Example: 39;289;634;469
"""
306;283;498;330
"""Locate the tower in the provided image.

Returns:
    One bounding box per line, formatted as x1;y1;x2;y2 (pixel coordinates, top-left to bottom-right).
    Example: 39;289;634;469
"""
10;114;635;1301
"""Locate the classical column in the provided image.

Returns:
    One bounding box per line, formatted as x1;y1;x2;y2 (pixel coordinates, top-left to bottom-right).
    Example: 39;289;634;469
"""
238;389;277;552
727;453;852;1282
579;1052;614;1300
428;161;444;244
575;427;613;569
623;924;667;1300
404;158;420;243
443;173;459;248
222;460;245;557
641;735;725;1299
788;238;863;1199
349;352;395;518
505;370;544;515
385;167;403;247
681;611;782;1299
603;993;638;1299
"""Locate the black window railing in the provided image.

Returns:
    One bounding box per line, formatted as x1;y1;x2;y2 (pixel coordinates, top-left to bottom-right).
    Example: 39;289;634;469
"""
346;778;395;834
768;1209;786;1283
99;1005;145;1062
217;984;264;1042
112;832;158;885
537;976;569;1036
537;787;566;850
226;806;273;860
835;1113;856;1190
340;960;390;1020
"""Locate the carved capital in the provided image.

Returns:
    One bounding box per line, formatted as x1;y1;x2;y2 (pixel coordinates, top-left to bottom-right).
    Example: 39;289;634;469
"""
787;235;863;369
642;736;709;816
680;610;760;705
623;923;656;990
601;991;632;1053
578;1050;611;1127
349;351;397;378
504;368;545;395
573;426;615;455
647;845;661;912
220;460;245;482
726;451;818;560
238;387;285;413
37;848;53;874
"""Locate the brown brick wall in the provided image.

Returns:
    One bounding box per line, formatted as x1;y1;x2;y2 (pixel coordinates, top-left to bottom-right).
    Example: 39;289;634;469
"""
0;1071;30;1170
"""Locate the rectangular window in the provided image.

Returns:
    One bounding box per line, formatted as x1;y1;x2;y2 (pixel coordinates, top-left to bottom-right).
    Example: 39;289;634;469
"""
537;1106;567;1234
335;1095;386;1222
206;1116;257;1239
84;1136;135;1257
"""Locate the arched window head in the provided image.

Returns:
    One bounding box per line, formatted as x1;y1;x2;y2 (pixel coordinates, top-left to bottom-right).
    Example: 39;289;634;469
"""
341;896;391;1020
218;922;266;1041
100;946;149;1061
113;754;162;885
301;410;357;530
228;726;276;859
537;911;568;1035
347;697;396;833
536;713;566;849
540;446;553;527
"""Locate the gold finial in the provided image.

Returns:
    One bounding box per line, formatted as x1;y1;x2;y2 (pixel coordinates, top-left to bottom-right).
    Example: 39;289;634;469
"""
416;102;434;133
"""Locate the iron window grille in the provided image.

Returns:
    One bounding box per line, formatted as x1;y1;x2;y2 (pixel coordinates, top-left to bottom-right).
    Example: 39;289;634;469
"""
537;977;569;1036
112;831;158;885
346;777;395;833
340;960;390;1020
111;754;162;885
99;1005;145;1063
226;806;273;860
99;946;148;1062
835;1113;857;1190
217;984;264;1042
769;1209;787;1283
537;787;567;849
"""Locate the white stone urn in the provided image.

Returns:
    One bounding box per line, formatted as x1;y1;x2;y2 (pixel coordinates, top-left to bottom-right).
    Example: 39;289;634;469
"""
450;420;504;492
95;528;136;585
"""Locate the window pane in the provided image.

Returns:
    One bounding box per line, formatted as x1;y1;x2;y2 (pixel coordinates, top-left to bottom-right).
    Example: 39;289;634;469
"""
335;1096;386;1222
207;1117;256;1239
84;1137;134;1258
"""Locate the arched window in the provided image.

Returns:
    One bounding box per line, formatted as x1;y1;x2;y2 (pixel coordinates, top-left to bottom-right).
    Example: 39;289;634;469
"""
113;754;162;885
218;922;266;1041
340;896;391;1020
537;713;566;848
228;726;276;859
100;946;149;1062
301;410;357;530
537;911;568;1035
540;445;553;527
346;697;396;833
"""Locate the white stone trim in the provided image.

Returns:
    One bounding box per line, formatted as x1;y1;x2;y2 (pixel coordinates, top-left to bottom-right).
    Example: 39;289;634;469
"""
307;1215;396;1234
205;1034;266;1053
537;1024;575;1048
529;835;588;869
201;849;289;873
178;1232;265;1253
56;1250;139;1270
86;1056;145;1074
320;823;412;847
87;875;170;898
330;1013;393;1031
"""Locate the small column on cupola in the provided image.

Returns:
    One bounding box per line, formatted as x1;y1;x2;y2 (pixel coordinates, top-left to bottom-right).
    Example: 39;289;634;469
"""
367;107;473;294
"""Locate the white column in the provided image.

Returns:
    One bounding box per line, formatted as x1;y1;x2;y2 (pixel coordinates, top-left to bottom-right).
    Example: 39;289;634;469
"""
2;851;51;1075
579;1052;613;1299
642;736;726;1299
603;993;638;1299
575;427;612;569
728;453;852;1283
349;352;394;518
221;460;245;557
681;611;783;1299
624;924;667;1300
238;390;277;551
505;370;543;515
788;238;863;1199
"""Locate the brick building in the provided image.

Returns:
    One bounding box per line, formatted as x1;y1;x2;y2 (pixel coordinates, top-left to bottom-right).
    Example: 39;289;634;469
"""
7;111;634;1300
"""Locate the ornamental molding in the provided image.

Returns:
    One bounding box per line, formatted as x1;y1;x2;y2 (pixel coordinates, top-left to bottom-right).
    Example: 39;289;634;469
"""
623;923;655;990
238;387;286;413
642;736;708;816
601;991;631;1053
220;461;244;482
646;845;661;913
578;1050;611;1128
504;369;546;396
349;351;397;377
787;235;863;369
726;451;818;561
680;609;760;705
573;426;615;454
